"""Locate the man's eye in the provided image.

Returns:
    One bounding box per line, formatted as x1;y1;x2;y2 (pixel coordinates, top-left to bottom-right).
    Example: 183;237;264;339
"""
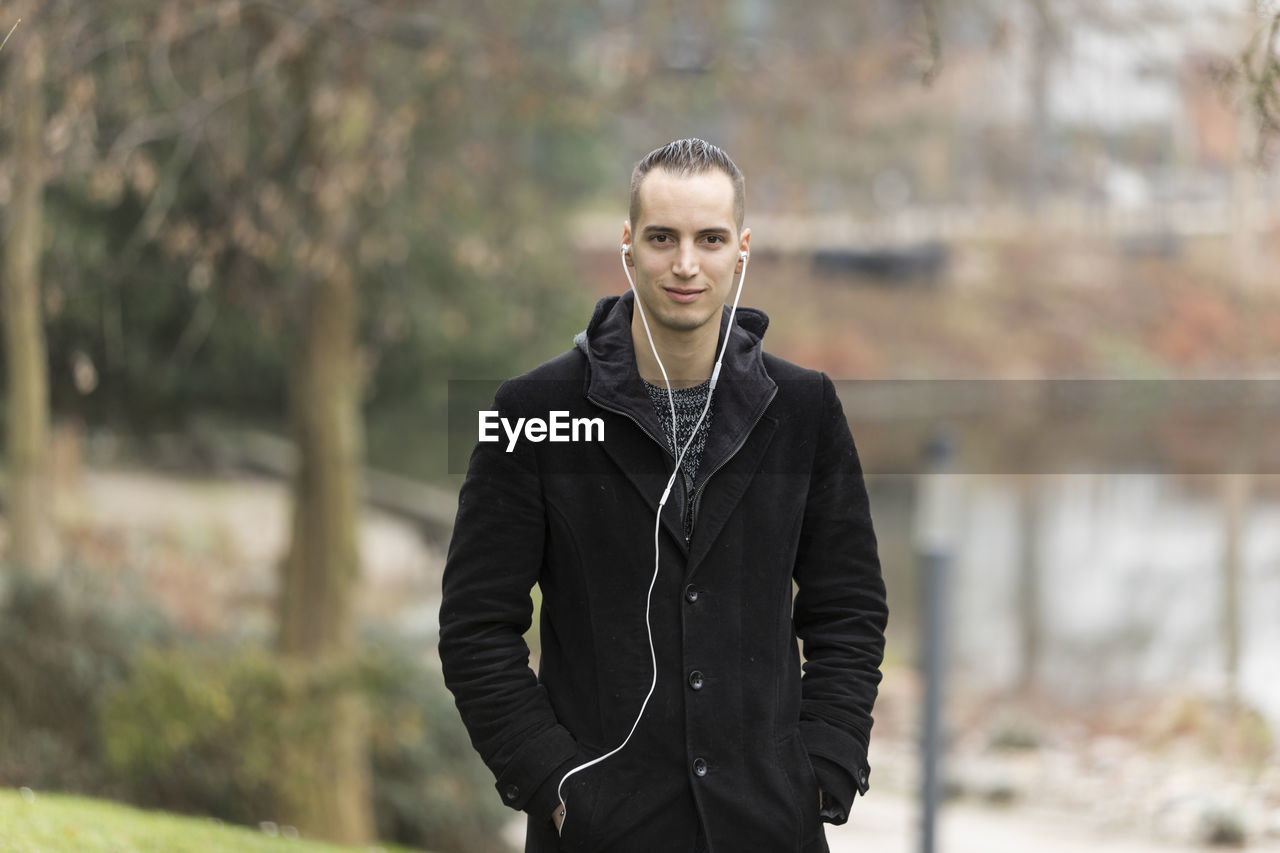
705;235;723;244
652;234;670;244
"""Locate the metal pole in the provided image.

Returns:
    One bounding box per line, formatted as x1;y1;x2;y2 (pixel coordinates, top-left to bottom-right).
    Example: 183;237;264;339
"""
920;547;947;853
915;432;956;853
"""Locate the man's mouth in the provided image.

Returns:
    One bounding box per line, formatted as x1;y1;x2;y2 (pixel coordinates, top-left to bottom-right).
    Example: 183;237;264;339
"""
664;288;702;304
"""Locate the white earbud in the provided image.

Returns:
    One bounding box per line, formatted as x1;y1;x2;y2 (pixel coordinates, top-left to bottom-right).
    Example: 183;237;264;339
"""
740;250;748;261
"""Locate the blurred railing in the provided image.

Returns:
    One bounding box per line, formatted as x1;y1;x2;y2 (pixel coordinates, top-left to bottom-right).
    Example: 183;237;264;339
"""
575;199;1280;250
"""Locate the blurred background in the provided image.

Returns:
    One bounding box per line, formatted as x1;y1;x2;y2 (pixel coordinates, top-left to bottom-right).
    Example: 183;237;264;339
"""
2;0;1280;851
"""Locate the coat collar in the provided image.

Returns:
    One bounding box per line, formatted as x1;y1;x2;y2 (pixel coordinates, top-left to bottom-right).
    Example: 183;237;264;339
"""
573;290;776;471
574;291;779;562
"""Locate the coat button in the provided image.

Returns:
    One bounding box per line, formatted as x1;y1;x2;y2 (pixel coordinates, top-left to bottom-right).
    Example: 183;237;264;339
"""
503;784;520;802
688;670;704;690
693;757;708;777
684;585;699;603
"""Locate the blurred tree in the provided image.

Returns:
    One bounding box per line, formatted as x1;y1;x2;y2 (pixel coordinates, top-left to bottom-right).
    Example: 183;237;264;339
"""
1237;3;1280;160
1;2;53;575
16;0;603;483
1231;0;1264;288
17;1;609;843
270;13;379;842
1023;0;1059;216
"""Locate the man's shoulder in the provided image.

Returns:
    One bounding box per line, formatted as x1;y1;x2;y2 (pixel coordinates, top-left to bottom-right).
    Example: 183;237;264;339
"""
762;350;824;383
762;351;833;407
495;349;587;408
512;348;587;383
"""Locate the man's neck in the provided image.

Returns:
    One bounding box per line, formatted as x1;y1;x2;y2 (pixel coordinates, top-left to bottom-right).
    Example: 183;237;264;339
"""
631;312;720;390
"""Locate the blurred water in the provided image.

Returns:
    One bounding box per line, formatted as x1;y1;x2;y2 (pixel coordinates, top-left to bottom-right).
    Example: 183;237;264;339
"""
946;474;1280;724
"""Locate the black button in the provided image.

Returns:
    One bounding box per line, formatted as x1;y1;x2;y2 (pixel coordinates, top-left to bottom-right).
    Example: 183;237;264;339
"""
684;585;699;603
688;670;704;690
503;784;520;802
693;757;708;777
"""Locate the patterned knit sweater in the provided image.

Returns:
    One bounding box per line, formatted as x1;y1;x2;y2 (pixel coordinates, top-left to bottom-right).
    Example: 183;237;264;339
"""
643;378;713;536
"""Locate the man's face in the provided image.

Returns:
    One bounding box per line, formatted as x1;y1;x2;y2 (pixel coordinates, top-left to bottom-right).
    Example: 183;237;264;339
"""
624;167;749;338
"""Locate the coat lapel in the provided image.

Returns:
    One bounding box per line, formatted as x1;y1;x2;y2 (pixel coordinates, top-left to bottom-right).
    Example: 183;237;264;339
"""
686;413;778;573
594;406;690;553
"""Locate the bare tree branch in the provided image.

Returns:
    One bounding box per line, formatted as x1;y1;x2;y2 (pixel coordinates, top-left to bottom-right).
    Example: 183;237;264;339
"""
1239;11;1280;161
921;0;943;86
106;6;322;158
244;0;439;49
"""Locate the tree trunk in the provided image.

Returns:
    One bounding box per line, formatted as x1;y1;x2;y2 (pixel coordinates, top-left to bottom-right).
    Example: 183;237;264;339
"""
2;4;52;575
1023;0;1053;219
276;254;374;844
1230;0;1260;290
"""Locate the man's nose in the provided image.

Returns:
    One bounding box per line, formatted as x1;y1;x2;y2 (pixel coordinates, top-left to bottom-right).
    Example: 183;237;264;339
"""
671;242;699;278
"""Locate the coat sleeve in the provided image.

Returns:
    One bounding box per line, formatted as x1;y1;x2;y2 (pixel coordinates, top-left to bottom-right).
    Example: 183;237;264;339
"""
792;373;888;825
438;379;585;823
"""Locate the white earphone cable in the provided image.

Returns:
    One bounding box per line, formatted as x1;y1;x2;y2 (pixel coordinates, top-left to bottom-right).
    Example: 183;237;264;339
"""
555;241;749;835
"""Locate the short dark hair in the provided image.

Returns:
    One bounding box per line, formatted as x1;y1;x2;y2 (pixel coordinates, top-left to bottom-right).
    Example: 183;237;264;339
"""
629;138;745;233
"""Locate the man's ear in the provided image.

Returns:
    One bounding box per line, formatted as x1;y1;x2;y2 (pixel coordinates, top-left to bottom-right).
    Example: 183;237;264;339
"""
621;220;634;265
736;226;751;272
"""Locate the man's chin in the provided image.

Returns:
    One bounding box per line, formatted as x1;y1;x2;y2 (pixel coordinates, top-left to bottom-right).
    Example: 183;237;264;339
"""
656;310;716;333
635;293;721;334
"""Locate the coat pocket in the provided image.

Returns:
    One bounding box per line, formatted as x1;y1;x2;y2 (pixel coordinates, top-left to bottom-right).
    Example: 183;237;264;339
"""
556;768;602;852
776;730;823;847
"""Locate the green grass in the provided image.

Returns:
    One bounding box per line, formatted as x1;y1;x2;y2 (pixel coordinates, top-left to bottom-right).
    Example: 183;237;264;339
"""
0;789;428;853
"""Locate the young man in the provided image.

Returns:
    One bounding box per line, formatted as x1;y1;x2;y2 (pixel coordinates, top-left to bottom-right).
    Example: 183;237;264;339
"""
439;139;887;852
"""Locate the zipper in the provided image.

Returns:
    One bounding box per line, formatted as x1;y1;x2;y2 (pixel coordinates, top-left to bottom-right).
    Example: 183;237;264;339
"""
586;394;696;545
586;394;677;462
683;472;694;544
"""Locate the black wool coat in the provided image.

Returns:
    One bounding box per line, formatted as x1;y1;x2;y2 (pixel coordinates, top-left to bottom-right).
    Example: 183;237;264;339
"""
438;292;887;852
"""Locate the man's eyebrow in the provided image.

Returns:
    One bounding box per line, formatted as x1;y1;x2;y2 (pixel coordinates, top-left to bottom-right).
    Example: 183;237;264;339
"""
641;225;732;237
